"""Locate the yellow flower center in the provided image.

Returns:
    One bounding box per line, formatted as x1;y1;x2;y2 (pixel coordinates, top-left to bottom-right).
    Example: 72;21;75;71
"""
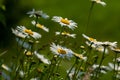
24;29;33;35
25;51;33;56
74;53;84;59
96;0;100;3
61;18;70;25
89;38;96;42
61;32;69;35
57;48;67;54
36;23;44;29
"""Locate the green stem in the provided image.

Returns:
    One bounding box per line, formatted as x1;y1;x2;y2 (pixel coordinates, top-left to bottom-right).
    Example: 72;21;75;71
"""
84;2;95;33
94;46;106;79
113;53;118;80
65;57;78;80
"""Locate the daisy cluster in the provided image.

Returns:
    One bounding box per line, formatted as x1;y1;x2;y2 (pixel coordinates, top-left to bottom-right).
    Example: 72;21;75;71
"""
1;0;120;80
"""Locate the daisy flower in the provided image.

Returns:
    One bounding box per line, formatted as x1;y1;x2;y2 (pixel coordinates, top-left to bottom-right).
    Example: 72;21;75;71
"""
82;34;97;44
32;20;49;32
55;31;76;38
34;51;51;64
92;64;109;74
108;63;120;71
73;53;87;61
52;16;77;30
110;47;120;53
50;43;74;59
13;26;41;39
12;27;28;38
86;41;108;54
97;41;117;48
27;9;49;19
91;0;106;6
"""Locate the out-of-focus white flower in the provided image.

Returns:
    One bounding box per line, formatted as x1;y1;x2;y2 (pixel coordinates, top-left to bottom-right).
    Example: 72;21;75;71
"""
34;51;51;64
73;53;87;61
67;68;84;80
82;34;97;44
110;47;120;53
91;0;106;6
52;16;77;30
92;64;109;74
1;64;12;72
55;31;76;38
13;26;41;39
30;77;40;80
27;9;49;19
12;27;28;38
19;70;25;78
108;63;120;71
96;41;117;48
32;20;49;32
86;41;108;54
50;43;74;59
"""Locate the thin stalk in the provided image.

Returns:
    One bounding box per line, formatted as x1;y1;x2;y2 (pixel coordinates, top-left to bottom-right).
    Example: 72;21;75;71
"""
65;57;78;80
113;53;118;80
94;46;106;79
84;2;95;33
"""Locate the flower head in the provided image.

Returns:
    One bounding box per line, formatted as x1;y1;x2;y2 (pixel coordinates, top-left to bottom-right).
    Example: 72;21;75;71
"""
108;63;120;71
34;51;51;64
50;43;74;59
52;16;77;30
32;20;49;32
55;31;76;38
73;53;87;61
12;26;41;39
27;9;49;19
110;47;120;53
92;64;109;74
86;41;108;53
91;0;106;6
82;34;97;44
97;41;117;48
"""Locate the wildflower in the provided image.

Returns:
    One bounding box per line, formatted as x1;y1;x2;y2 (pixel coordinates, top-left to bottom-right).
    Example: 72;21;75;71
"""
13;26;41;39
24;50;33;56
50;43;74;58
12;28;28;38
55;31;76;38
73;53;87;61
1;64;12;72
116;57;120;63
110;47;120;53
86;41;108;53
97;41;117;48
91;0;106;6
19;70;25;78
52;16;77;30
108;63;120;71
82;34;97;44
92;64;109;74
34;51;51;64
67;68;85;80
32;20;49;32
27;9;49;19
30;77;40;80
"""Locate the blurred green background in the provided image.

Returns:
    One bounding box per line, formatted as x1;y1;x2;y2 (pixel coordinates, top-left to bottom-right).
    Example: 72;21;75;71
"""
0;0;120;57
